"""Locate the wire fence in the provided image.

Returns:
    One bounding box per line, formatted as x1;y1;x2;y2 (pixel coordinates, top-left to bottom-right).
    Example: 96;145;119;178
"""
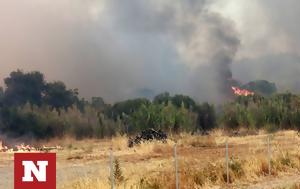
107;132;300;189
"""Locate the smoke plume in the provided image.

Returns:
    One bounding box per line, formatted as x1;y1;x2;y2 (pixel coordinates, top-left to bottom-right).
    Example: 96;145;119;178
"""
0;0;299;102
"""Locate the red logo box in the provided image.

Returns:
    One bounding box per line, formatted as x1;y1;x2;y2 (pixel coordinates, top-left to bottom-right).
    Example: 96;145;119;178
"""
14;153;56;189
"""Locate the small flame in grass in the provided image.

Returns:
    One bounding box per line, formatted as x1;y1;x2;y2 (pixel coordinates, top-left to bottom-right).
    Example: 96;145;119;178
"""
15;143;37;152
0;141;62;153
231;86;254;97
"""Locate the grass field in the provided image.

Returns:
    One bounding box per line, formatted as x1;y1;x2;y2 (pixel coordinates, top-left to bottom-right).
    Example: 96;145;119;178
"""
1;130;300;189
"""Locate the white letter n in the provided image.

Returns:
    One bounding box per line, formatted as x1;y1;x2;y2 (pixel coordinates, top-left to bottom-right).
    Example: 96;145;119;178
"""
22;161;48;182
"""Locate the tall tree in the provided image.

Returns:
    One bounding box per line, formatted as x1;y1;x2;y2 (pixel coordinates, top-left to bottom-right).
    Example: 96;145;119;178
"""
91;97;106;110
109;98;150;120
44;81;78;111
196;103;216;131
154;93;196;110
153;92;171;105
4;70;45;106
129;104;163;132
172;94;196;109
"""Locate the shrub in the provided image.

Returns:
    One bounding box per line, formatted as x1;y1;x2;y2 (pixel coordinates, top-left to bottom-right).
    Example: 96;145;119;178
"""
114;158;125;184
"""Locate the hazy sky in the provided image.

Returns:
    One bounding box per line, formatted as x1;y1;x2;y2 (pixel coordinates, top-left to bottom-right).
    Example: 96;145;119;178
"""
0;0;299;102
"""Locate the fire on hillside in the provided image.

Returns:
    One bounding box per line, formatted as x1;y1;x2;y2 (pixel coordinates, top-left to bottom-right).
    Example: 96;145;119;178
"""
231;86;255;97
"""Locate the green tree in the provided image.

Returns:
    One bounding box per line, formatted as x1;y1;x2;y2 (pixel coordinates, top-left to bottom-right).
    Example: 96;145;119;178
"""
161;101;177;131
154;93;196;110
161;101;193;133
109;98;150;120
4;70;45;106
129;102;193;134
172;94;196;109
44;81;78;111
129;104;163;133
196;103;216;131
91;97;106;110
153;92;171;105
0;105;65;138
242;80;277;96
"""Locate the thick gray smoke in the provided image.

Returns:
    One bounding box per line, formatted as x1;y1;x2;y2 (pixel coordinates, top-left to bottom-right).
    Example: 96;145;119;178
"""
212;0;300;93
0;0;299;103
0;0;240;102
104;0;240;102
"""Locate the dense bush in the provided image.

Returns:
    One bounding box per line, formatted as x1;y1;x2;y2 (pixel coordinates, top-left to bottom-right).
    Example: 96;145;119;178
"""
153;92;196;109
1;91;300;139
0;104;121;139
0;70;299;139
106;98;150;120
129;102;195;134
220;93;300;131
0;104;66;138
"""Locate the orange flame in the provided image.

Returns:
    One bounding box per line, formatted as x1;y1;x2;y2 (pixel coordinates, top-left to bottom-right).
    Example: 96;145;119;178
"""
1;140;62;153
231;86;254;96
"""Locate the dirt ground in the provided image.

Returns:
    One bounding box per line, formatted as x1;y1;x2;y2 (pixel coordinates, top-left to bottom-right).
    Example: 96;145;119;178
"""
1;130;300;189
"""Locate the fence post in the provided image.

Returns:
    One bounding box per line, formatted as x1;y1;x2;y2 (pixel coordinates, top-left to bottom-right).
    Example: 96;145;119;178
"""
226;138;229;184
174;144;179;189
110;148;115;189
268;135;271;176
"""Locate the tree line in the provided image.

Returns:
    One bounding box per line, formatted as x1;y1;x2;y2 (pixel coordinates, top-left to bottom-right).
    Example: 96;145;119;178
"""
0;70;298;139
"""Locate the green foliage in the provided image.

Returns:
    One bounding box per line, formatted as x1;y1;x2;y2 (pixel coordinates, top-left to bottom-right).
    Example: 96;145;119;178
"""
129;103;163;132
61;105;120;139
1;69;299;139
129;102;194;134
3;70;79;111
4;70;45;106
0;104;121;139
161;101;193;133
44;81;78;111
221;104;240;130
108;98;150;120
242;80;277;96
153;92;196;109
196;103;216;131
0;104;65;138
171;94;196;109
153;92;170;105
91;97;106;111
222;93;300;132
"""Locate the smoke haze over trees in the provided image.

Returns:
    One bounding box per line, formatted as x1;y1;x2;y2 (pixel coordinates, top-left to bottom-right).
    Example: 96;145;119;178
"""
0;70;299;139
0;0;300;103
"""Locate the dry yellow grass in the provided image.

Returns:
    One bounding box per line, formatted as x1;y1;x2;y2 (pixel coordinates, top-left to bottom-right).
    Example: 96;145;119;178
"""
177;134;217;148
46;130;300;189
